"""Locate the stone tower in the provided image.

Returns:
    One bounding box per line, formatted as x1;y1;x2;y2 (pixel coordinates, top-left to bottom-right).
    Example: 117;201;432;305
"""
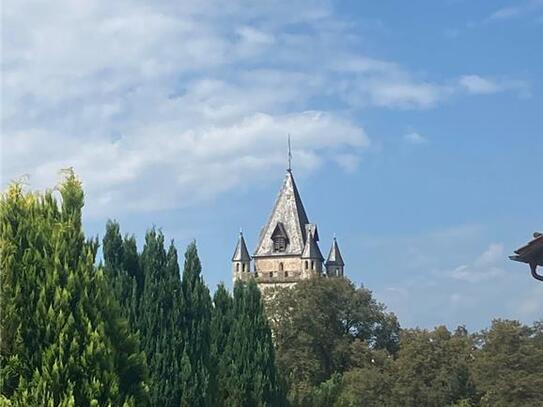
325;237;345;277
232;231;251;281
232;168;345;291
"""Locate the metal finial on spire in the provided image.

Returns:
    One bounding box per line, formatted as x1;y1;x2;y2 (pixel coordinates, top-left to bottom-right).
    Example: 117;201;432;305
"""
287;134;292;172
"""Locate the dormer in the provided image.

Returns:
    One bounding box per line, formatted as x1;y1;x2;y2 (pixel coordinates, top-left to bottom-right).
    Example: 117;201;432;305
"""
271;222;289;253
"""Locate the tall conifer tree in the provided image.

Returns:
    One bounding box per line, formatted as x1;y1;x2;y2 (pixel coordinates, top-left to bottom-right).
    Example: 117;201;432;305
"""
0;171;148;406
139;230;184;407
103;220;142;328
211;283;234;406
180;242;213;407
224;280;283;407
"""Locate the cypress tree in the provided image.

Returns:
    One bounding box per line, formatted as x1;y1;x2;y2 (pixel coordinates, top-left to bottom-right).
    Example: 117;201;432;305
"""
224;280;283;407
211;283;234;406
103;222;143;331
179;242;213;407
139;230;184;407
0;171;148;406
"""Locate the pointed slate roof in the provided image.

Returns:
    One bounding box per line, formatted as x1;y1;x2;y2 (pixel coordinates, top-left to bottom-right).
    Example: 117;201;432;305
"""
232;232;251;262
301;229;324;261
254;170;311;257
326;237;344;266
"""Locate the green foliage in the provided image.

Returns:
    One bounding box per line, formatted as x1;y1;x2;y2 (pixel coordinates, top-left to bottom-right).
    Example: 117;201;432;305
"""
211;283;235;406
0;171;148;405
388;326;476;407
179;242;213;407
3;172;543;407
222;280;284;407
267;277;400;404
103;221;142;329
472;319;543;407
137;230;185;407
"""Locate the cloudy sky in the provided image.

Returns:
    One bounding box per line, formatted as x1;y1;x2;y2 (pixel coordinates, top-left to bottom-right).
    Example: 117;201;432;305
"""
2;0;542;330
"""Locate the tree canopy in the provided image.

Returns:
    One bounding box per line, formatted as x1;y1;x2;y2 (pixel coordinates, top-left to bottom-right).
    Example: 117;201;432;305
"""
0;171;148;406
2;173;542;406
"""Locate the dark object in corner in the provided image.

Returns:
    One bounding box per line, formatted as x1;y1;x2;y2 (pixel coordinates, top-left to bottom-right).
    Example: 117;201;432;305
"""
510;232;543;281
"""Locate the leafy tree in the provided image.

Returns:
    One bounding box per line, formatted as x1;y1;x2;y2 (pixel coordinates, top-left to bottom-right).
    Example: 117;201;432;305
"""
334;366;393;407
267;277;399;404
472;319;543;407
223;280;284;407
0;171;148;406
389;325;476;407
179;242;213;407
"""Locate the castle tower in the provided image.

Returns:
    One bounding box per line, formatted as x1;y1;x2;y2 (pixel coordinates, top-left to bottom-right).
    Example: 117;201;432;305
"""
231;139;345;291
325;237;345;277
232;231;251;282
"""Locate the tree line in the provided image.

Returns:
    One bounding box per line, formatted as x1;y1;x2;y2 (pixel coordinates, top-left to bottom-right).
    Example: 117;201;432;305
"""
1;172;542;406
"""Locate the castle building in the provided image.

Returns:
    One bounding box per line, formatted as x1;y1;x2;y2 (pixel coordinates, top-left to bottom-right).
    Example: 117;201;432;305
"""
232;168;345;291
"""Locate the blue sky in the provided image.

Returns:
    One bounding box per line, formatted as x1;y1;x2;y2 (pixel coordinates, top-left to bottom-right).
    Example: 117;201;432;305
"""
2;0;542;330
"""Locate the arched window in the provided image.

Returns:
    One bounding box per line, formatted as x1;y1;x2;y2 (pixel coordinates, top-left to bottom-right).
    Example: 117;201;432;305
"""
279;262;284;271
269;272;273;278
243;263;246;272
311;261;315;270
305;261;308;270
285;271;289;277
236;263;239;272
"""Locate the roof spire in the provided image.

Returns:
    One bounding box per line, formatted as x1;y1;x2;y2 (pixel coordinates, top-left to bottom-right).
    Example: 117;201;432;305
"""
232;230;251;262
326;237;345;266
287;133;292;172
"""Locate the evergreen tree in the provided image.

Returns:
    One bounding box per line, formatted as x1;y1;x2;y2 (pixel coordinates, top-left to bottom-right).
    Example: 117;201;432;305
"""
224;280;283;407
139;230;184;407
103;220;142;328
210;283;234;406
179;242;213;407
0;171;148;406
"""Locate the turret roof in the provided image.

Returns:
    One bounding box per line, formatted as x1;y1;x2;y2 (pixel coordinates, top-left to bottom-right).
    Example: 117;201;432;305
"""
301;229;324;261
326;237;344;266
232;232;251;262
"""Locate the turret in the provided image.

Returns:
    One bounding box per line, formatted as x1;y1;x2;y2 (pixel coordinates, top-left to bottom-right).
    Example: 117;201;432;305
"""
301;225;324;277
325;236;344;277
232;231;251;282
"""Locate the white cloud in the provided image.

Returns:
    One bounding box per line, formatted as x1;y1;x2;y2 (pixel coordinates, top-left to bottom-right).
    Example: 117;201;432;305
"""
487;0;543;22
3;111;368;216
403;132;427;144
449;243;506;283
459;75;501;94
1;0;530;217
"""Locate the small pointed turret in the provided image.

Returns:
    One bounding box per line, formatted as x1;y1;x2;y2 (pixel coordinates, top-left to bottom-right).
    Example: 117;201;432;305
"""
301;226;324;261
325;237;345;277
301;227;324;276
232;231;251;262
232;231;251;282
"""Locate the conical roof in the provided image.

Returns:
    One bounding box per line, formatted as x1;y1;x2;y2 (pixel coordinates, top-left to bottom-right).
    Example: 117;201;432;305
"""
301;229;324;261
326;237;344;266
232;232;251;262
254;170;310;257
